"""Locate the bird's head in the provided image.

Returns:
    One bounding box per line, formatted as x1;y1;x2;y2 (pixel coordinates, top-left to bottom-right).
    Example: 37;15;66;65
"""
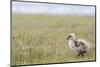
66;33;76;40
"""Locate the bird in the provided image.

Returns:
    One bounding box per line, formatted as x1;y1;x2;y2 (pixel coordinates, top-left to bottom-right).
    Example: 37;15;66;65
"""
66;33;90;57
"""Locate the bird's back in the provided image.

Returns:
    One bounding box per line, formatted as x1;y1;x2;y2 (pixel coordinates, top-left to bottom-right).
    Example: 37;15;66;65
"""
74;39;90;53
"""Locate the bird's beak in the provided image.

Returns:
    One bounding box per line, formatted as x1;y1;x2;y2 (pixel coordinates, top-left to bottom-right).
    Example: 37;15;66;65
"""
66;36;71;40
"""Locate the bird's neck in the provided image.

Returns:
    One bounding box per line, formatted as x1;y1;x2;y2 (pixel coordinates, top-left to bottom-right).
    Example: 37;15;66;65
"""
69;39;76;43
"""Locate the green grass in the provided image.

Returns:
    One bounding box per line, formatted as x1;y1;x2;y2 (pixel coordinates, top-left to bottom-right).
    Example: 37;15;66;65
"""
12;14;96;65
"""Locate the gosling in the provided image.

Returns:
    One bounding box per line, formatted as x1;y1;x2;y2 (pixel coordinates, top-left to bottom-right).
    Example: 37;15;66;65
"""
66;33;90;57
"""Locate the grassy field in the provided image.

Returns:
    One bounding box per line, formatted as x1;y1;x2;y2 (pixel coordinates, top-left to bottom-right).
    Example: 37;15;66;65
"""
12;14;96;65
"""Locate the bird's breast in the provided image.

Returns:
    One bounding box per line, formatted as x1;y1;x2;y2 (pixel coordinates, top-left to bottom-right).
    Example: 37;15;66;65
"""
68;40;75;50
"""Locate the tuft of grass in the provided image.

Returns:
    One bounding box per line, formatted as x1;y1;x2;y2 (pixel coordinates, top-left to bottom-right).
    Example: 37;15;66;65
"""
12;14;96;65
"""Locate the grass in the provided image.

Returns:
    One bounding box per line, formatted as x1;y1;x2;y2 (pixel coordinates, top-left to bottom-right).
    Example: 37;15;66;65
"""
12;14;96;66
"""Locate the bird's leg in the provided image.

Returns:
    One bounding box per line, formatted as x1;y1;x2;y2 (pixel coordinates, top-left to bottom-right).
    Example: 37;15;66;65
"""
77;52;82;57
81;51;87;57
81;52;84;57
77;51;85;57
